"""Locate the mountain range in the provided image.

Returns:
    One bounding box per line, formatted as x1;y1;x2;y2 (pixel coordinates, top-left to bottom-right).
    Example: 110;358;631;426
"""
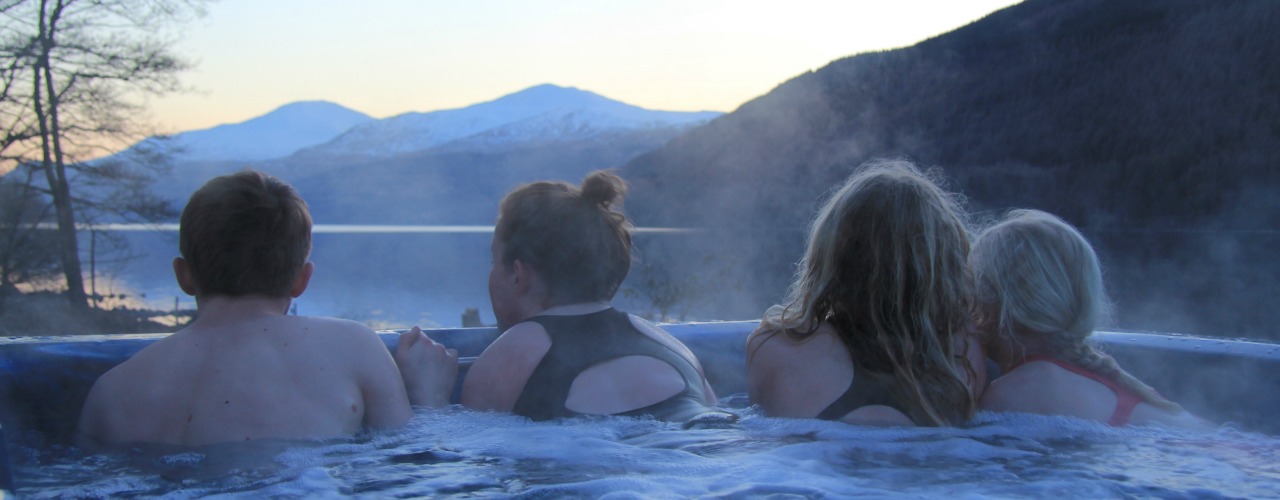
302;84;720;159
133;84;719;166
129;84;720;217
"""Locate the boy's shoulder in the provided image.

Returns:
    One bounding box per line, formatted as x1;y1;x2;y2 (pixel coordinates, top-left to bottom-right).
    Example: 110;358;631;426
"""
279;314;377;334
273;315;390;352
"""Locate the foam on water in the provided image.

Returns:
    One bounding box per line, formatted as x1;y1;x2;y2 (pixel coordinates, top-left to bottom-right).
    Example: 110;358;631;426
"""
13;403;1280;498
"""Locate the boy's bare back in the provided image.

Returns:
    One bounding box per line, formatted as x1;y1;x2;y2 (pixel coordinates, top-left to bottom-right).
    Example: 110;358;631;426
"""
79;298;412;446
76;170;457;446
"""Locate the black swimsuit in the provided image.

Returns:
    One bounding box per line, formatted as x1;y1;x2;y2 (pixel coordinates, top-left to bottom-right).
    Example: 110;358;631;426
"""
512;308;717;422
815;359;903;420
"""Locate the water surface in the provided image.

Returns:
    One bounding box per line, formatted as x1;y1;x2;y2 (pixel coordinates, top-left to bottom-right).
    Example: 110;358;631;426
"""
14;402;1279;498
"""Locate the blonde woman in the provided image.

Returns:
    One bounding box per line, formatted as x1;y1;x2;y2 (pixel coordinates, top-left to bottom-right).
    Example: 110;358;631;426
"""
973;209;1209;429
747;160;985;427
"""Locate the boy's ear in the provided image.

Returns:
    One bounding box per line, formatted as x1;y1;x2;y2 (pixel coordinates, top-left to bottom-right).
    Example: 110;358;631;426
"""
511;258;532;294
290;262;314;298
173;258;198;296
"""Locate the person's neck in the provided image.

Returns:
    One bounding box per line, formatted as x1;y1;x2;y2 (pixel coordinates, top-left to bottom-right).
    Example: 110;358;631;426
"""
992;334;1057;372
191;294;292;328
535;301;611;317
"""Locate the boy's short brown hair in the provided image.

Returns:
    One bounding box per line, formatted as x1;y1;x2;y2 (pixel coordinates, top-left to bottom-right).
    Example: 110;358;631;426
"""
179;170;312;297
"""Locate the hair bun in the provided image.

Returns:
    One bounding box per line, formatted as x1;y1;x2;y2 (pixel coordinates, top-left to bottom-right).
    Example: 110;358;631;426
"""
580;170;627;208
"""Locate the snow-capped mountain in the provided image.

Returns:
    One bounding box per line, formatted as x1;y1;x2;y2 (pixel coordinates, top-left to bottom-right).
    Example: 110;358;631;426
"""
106;85;720;166
302;84;720;157
444;106;722;149
140;101;374;162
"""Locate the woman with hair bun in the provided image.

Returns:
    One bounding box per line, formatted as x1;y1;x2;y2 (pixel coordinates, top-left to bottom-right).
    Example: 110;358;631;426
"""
974;209;1209;429
462;170;723;423
747;160;985;427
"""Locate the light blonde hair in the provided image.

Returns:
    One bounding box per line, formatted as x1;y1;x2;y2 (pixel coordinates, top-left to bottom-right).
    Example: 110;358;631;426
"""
971;209;1181;411
760;160;976;426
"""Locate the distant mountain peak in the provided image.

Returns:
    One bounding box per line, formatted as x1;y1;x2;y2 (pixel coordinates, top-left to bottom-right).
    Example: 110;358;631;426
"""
507;83;588;96
455;84;630;118
232;101;372;128
491;84;609;106
119;100;375;163
270;99;353;111
305;85;722;157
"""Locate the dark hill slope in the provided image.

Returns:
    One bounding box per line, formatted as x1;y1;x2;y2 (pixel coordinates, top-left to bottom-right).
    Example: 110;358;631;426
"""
623;0;1280;337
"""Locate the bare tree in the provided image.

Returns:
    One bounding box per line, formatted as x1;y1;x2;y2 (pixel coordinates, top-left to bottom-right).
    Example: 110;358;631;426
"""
1;0;206;310
0;2;36;165
623;239;742;322
0;168;58;313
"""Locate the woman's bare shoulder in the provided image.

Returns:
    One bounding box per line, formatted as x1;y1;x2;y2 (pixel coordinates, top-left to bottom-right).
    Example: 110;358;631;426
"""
748;321;837;350
745;323;780;352
492;320;553;349
461;321;552;411
468;320;555;376
979;361;1068;412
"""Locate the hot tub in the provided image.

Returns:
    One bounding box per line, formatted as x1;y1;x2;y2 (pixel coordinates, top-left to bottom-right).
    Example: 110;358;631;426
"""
2;323;1278;496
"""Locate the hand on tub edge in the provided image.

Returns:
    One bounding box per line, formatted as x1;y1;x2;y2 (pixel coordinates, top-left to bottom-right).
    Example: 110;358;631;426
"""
396;326;459;408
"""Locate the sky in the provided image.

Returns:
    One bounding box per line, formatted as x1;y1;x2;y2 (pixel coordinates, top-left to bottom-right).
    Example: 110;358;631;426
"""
147;0;1022;134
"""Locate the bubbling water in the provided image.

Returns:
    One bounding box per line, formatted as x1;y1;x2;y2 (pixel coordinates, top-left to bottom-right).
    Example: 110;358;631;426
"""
13;403;1280;498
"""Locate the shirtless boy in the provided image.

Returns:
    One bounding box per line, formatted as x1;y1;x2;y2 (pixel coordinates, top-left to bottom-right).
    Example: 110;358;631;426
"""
78;170;457;446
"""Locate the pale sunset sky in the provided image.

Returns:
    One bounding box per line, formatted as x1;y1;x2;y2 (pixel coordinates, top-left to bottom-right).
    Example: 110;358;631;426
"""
148;0;1021;135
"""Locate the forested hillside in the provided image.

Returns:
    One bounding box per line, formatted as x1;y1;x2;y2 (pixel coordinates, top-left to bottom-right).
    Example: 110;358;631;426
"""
623;0;1280;338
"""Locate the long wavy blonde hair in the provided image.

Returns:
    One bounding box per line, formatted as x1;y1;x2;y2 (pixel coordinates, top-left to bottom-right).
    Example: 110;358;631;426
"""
970;209;1181;411
760;160;976;426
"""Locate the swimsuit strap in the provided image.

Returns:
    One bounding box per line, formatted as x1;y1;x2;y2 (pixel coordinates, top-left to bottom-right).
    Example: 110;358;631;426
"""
513;308;710;421
815;360;900;421
1021;355;1143;426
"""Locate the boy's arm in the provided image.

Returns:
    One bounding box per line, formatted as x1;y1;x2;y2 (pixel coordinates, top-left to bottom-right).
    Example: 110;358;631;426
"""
77;367;140;445
77;377;112;443
395;326;458;407
352;327;413;430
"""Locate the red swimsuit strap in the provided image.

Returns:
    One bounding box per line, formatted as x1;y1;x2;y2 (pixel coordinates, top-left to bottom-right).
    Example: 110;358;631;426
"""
1021;355;1143;426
